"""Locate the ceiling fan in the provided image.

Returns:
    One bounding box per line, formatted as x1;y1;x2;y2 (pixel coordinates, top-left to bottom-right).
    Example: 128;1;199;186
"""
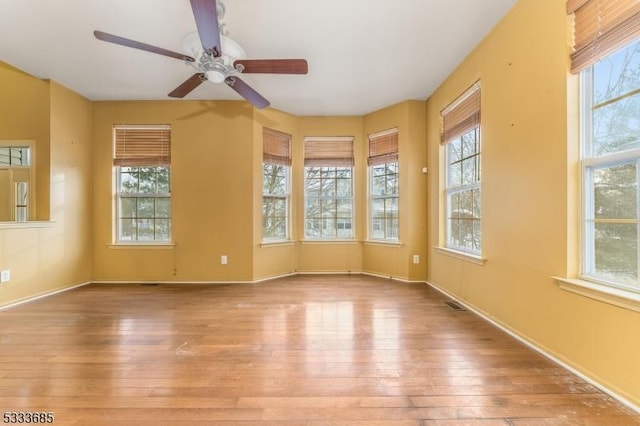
94;0;308;109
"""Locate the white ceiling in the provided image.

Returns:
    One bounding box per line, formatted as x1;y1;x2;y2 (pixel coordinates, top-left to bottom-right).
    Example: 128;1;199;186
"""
0;0;515;116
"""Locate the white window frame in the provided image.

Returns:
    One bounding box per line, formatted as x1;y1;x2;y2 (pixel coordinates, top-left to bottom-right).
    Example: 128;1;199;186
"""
115;165;172;243
0;141;34;222
579;40;640;294
369;160;399;241
444;128;482;255
262;162;290;241
113;125;172;244
304;166;354;240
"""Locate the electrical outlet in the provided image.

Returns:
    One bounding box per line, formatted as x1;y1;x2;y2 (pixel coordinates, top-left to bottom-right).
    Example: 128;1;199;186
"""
412;255;420;264
0;269;10;283
221;255;228;265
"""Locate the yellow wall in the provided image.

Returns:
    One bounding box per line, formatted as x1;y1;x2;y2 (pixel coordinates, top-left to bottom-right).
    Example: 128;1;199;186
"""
426;0;640;406
363;101;427;281
92;100;255;282
0;66;92;309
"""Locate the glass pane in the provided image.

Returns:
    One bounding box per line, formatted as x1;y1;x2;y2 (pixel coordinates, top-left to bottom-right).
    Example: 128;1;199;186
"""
336;178;352;196
386;197;398;218
137;219;154;241
462;157;477;185
448;161;462;188
387;174;398;195
593;163;637;219
386;218;398;239
263;164;287;195
0;148;9;165
461;219;474;250
15;207;27;222
120;172;138;193
155;219;171;241
372;176;386;195
321;176;336;196
305;177;321;197
449;192;460;219
594;223;638;286
593;92;640;156
386;162;398;175
372;199;385;218
337;199;352;217
137;168;157;193
458;190;473;218
321;200;336;218
593;39;640;106
272;198;287;216
119;219;136;241
448;139;462;163
155;197;171;218
371;218;384;239
461;129;478;158
305;218;321;238
337;218;353;238
473;220;482;251
157;167;170;193
472;188;481;218
372;164;386;177
137;198;155;218
337;167;352;179
120;197;137;218
305;199;321;219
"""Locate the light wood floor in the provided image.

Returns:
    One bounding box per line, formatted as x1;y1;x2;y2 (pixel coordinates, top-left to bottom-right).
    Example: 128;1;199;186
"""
0;275;638;425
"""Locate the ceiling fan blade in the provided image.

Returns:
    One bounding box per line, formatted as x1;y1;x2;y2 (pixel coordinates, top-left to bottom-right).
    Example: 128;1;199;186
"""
225;77;270;109
168;73;205;98
94;31;194;62
190;0;222;57
234;59;308;74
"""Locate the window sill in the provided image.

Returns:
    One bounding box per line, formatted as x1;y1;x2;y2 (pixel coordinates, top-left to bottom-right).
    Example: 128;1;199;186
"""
435;246;486;265
364;240;403;247
301;239;359;245
553;276;640;313
0;220;55;230
108;243;175;249
260;240;294;248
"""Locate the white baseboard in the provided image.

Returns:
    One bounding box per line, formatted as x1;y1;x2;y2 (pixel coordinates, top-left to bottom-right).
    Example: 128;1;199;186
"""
426;280;640;415
91;272;299;285
0;281;91;312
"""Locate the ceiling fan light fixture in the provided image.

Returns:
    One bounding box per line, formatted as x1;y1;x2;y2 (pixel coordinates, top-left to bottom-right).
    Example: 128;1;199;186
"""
205;69;226;83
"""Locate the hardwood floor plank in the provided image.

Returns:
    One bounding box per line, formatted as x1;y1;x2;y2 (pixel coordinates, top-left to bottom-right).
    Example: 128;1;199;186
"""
0;275;638;423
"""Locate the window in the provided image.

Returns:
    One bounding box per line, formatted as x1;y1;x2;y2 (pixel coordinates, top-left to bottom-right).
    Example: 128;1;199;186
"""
113;125;171;243
304;137;354;239
568;0;640;292
441;82;481;254
368;129;399;241
580;39;640;289
263;128;291;241
0;144;32;222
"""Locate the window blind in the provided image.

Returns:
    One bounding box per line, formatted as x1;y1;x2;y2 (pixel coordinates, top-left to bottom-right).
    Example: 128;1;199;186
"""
367;129;398;166
113;125;171;167
304;136;354;167
441;83;481;145
263;128;292;166
567;0;640;73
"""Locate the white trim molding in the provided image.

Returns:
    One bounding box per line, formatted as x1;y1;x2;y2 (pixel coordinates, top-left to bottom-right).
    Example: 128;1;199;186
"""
435;246;486;265
553;276;640;313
